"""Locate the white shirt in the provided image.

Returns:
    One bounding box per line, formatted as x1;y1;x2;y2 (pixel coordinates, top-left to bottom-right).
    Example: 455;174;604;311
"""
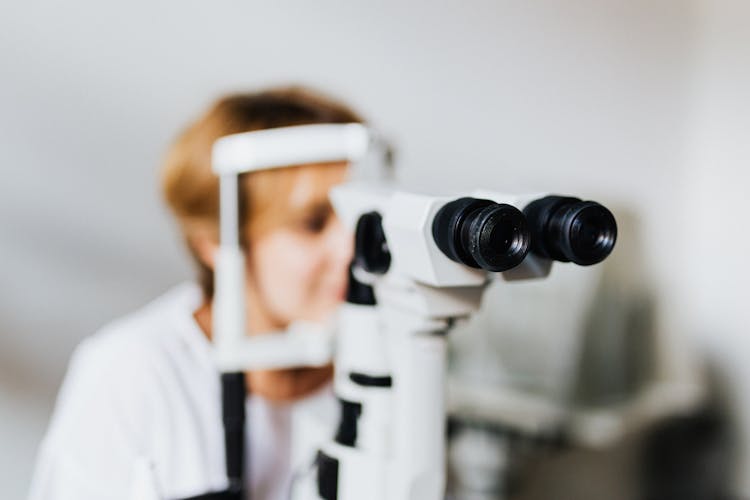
29;283;337;500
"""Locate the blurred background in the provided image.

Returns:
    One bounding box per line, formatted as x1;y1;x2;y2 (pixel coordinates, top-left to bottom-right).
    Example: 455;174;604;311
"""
1;0;748;498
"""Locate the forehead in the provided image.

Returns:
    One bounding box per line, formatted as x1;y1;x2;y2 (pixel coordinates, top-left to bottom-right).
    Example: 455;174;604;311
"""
286;162;349;209
243;162;348;235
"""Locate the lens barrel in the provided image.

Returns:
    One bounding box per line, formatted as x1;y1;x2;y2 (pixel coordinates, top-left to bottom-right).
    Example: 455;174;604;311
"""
432;197;530;272
523;196;617;266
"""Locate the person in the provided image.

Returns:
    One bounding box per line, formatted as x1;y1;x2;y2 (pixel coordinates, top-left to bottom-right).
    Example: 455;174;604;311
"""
29;86;364;500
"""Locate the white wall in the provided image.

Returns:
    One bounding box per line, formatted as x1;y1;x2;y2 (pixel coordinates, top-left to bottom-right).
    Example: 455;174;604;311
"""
680;0;750;492
2;0;746;497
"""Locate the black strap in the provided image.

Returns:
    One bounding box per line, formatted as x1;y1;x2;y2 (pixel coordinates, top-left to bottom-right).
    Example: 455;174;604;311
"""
176;373;248;500
221;372;247;500
181;490;242;500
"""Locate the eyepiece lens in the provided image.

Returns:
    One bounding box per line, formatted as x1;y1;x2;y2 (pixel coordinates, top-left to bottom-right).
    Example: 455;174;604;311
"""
567;204;617;265
468;203;530;271
524;196;617;266
489;218;516;254
433;198;530;272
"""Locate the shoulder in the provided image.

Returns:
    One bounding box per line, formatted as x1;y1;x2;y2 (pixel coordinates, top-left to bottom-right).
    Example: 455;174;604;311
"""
72;282;207;377
47;282;211;443
31;283;222;498
87;282;205;356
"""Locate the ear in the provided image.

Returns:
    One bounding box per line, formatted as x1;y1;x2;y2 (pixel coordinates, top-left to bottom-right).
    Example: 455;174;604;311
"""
190;234;219;270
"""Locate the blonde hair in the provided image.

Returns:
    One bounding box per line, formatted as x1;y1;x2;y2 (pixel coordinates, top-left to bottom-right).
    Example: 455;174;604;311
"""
161;86;364;297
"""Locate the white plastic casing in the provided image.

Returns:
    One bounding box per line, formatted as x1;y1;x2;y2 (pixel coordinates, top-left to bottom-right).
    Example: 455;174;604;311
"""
212;123;370;175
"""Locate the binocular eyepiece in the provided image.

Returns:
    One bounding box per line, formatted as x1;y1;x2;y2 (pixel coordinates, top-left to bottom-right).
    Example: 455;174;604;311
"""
523;196;617;266
432;198;530;272
433;195;617;272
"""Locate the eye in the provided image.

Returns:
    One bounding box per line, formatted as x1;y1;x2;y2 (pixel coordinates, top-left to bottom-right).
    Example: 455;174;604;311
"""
300;212;330;234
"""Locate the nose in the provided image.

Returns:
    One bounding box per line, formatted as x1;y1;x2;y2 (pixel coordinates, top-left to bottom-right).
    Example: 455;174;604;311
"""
326;215;355;269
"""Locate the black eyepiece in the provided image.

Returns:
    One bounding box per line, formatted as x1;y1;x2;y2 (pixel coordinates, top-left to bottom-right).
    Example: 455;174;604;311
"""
524;196;617;266
432;198;530;272
354;212;391;274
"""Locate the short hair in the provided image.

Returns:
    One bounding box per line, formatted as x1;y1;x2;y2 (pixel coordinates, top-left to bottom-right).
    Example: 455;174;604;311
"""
161;86;364;298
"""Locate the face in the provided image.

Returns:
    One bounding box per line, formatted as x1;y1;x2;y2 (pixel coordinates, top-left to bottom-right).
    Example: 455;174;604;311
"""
244;163;353;330
237;163;352;402
194;163;352;401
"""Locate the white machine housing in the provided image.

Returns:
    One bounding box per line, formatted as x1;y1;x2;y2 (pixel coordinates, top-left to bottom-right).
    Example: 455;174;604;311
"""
287;183;561;500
